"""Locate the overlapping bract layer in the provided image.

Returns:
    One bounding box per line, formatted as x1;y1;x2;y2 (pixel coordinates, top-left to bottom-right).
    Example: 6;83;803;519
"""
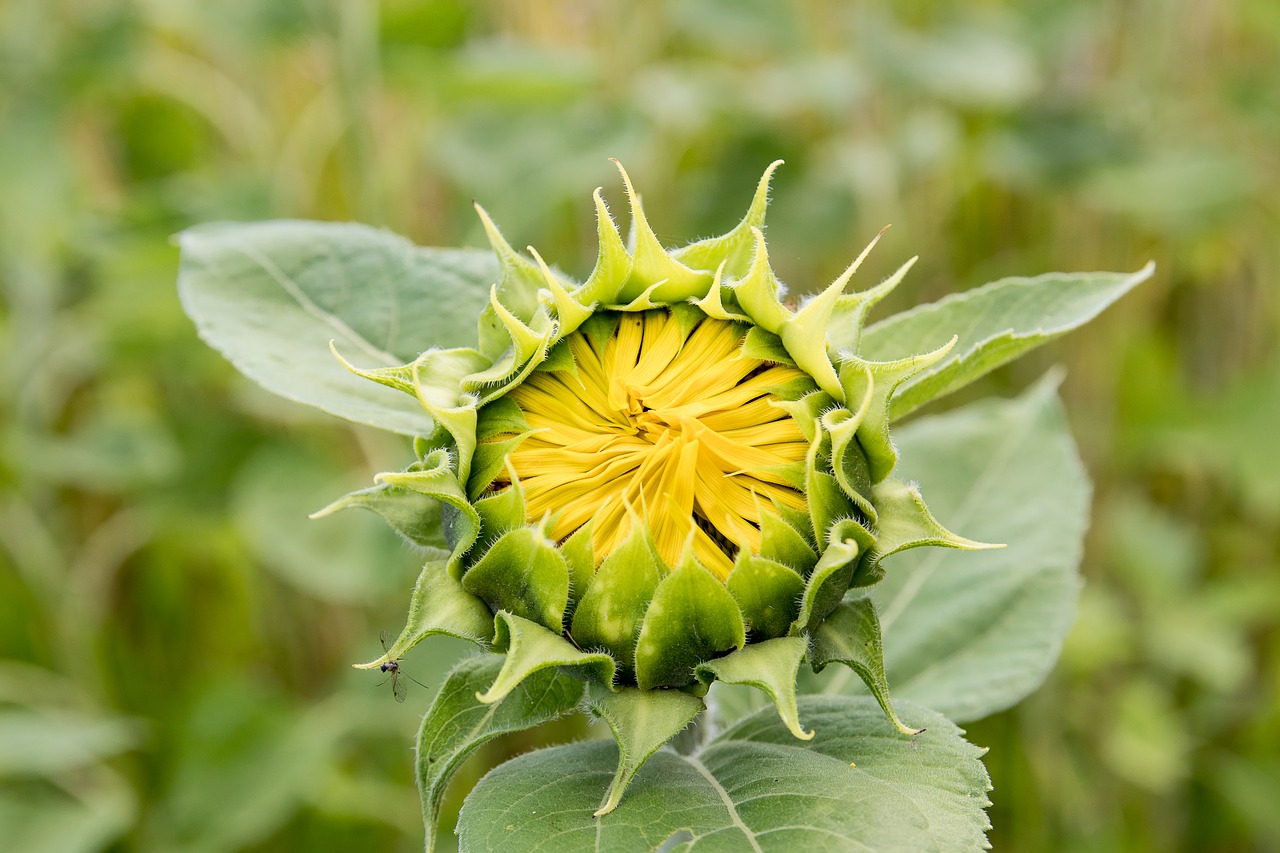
329;162;993;816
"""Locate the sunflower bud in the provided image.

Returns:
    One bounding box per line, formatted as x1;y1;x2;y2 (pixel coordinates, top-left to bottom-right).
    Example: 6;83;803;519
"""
340;161;996;813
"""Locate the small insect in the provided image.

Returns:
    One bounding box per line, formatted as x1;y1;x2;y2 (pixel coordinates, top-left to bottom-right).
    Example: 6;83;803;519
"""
378;630;427;703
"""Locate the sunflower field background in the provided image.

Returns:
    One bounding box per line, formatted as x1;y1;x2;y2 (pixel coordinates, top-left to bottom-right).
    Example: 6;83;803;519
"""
2;1;1278;851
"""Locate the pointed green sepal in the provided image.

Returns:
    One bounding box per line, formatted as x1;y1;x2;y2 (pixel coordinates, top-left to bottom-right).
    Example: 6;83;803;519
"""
726;552;804;640
841;336;958;483
560;520;596;612
586;684;706;816
608;280;672;312
810;597;922;736
868;477;1002;576
580;311;621;354
309;481;447;551
612;160;714;303
821;407;876;523
757;505;819;575
472;204;546;359
570;521;665;672
805;433;855;544
330;342;488;412
827;252;915;356
739;324;796;367
473;471;527;543
537;337;578;379
793;519;875;633
376;450;481;559
780;262;861;402
574;188;632;307
327;340;416;397
414;347;492;406
487;284;547;364
729;227;791;333
529;246;593;337
779;387;832;444
673;160;782;277
468;433;536;501
355;560;495;669
462;525;570;633
474;204;543;317
411;373;480;487
478;611;617;704
417;655;586;853
467;330;556;405
696;636;812;740
475;395;530;439
690;261;751;322
634;558;747;689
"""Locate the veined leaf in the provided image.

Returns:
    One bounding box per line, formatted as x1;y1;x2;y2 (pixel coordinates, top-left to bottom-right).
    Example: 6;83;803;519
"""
417;655;585;853
177;221;497;435
458;695;991;852
854;263;1153;418
826;374;1088;723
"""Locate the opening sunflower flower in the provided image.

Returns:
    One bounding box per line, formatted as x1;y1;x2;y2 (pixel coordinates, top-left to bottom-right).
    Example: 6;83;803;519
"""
322;160;997;817
490;309;809;579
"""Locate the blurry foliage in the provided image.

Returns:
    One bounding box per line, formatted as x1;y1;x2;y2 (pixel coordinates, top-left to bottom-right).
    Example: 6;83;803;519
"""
0;0;1276;850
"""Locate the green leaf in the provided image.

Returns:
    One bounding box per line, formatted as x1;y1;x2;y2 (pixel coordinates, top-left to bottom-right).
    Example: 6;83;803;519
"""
0;709;143;778
357;561;495;670
725;554;804;641
855;264;1153;418
570;524;664;672
461;527;570;633
586;686;706;816
809;598;921;736
177;221;498;435
793;519;872;633
697;637;811;741
868;477;1000;573
459;695;991;852
416;655;585;853
479;612;616;704
308;480;447;551
633;561;746;690
829;374;1088;723
756;511;817;576
377;453;482;562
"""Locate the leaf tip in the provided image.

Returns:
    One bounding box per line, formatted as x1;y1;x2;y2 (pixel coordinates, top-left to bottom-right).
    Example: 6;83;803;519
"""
307;494;347;520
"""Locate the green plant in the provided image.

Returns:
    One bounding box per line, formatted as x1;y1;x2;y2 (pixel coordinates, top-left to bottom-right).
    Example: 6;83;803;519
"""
176;162;1151;851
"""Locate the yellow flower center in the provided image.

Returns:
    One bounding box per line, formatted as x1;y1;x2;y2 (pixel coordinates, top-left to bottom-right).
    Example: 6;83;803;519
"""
491;309;809;579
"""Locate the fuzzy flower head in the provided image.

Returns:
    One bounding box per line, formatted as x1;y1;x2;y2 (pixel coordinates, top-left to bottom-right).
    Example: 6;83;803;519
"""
340;161;994;813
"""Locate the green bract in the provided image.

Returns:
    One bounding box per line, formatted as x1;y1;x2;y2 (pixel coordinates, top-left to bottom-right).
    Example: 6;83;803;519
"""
176;161;1152;851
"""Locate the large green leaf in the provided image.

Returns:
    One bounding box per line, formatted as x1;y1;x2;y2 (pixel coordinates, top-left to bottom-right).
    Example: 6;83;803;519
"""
416;655;585;853
176;221;498;435
0;708;143;778
457;695;990;852
821;374;1087;723
854;264;1153;418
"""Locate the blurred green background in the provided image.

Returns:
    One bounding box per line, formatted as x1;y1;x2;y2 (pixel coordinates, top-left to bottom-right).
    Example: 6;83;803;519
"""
2;1;1277;850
